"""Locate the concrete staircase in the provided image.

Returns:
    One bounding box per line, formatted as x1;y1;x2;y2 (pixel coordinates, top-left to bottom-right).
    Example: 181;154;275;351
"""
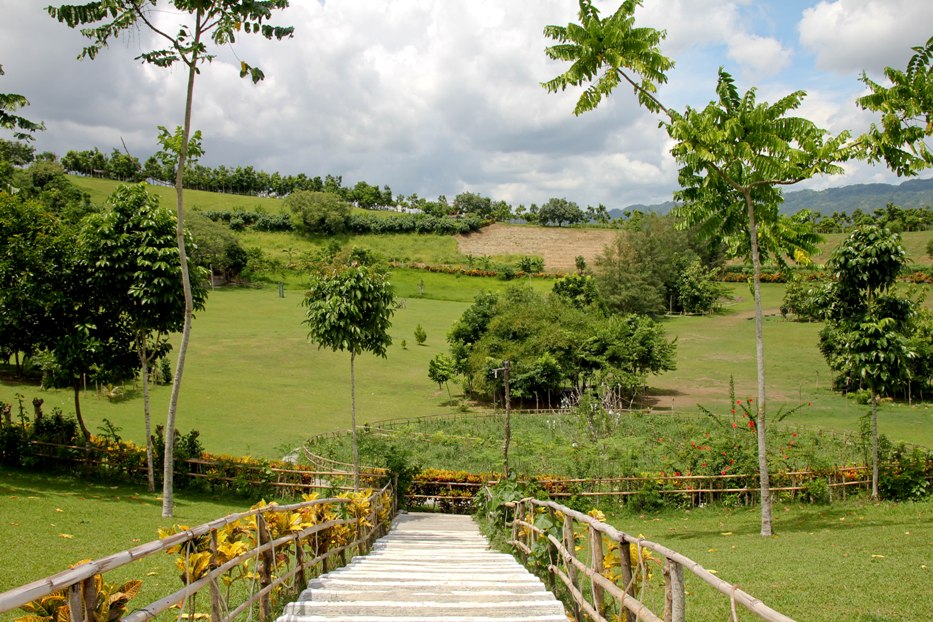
277;512;567;621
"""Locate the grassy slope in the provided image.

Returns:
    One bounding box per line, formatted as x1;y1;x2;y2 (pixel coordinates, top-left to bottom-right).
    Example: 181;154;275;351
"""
653;284;933;447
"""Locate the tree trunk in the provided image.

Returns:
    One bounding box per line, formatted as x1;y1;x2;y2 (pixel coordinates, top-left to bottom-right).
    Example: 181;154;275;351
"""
73;379;91;442
138;333;155;493
163;10;202;519
503;360;511;478
871;387;879;499
746;194;772;537
350;350;359;491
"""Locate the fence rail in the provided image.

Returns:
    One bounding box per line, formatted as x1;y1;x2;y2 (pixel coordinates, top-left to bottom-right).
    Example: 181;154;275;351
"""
500;496;794;622
0;483;396;622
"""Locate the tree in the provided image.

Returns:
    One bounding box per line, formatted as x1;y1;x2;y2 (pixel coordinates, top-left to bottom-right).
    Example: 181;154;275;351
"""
302;261;395;489
857;35;933;176
537;197;585;227
0;64;44;140
84;184;207;490
542;0;846;536
0;194;72;374
49;0;293;517
819;225;912;498
286;190;352;234
413;324;427;346
428;353;455;398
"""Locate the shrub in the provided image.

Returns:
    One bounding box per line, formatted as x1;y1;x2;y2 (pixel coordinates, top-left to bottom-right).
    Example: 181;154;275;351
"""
879;445;932;501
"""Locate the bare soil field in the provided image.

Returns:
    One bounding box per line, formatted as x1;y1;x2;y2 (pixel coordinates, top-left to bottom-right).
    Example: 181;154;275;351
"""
456;223;616;272
457;223;932;272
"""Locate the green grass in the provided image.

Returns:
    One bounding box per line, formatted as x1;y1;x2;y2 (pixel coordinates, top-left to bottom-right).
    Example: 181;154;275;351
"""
0;467;246;617
817;230;933;266
600;497;933;622
652;283;933;448
1;289;471;459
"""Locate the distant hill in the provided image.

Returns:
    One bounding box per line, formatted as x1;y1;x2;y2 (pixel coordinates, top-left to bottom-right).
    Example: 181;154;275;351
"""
611;177;933;219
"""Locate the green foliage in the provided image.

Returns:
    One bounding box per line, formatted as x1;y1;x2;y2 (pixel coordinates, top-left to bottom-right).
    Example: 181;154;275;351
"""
819;225;913;396
536;197;585;227
287;190;351;235
427;353;455;397
413;324;427;346
303;263;396;357
857;35;933;176
594;214;723;315
516;256;545;273
879;445;932;501
781;277;824;322
552;273;599;309
0;64;44;140
446;286;675;406
541;0;673;116
186;212;249;280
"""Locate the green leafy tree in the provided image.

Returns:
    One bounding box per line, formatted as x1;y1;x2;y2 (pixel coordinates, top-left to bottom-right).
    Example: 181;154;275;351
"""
542;0;847;536
287;190;352;234
552;273;599;309
537;197;585;227
0;194;72;375
857;35;933;176
428;353;455;398
84;184;207;490
49;0;293;517
819;225;913;498
302;262;395;489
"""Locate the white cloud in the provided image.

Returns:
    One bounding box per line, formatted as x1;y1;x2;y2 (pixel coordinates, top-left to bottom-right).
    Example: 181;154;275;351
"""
799;0;933;75
727;33;792;77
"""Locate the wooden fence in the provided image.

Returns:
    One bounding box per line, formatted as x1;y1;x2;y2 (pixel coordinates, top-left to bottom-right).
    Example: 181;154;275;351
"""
500;496;794;622
24;440;386;497
0;483;395;622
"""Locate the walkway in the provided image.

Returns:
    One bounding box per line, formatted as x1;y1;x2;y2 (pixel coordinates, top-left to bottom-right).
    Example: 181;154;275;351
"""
276;512;567;621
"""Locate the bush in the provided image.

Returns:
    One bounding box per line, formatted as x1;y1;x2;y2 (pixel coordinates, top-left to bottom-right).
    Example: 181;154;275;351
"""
879;445;932;501
802;477;831;504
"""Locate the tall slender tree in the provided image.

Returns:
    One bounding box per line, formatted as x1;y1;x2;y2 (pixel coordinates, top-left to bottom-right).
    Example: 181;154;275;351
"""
302;261;395;490
48;0;293;516
542;0;849;535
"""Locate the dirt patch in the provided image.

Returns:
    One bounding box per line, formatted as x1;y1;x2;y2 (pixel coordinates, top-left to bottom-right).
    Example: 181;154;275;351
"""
456;223;617;272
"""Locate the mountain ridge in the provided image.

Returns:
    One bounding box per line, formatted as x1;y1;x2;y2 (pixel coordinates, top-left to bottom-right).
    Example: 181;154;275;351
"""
612;176;933;218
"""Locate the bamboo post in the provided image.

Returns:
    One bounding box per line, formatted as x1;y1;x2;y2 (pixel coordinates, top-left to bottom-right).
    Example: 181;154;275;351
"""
80;577;94;622
209;530;223;622
618;536;636;622
256;514;274;622
589;525;605;615
294;534;308;594
670;559;685;622
562;513;581;621
67;583;86;622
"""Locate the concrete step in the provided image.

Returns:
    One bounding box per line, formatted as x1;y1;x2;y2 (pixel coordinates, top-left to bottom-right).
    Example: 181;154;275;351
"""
276;512;566;622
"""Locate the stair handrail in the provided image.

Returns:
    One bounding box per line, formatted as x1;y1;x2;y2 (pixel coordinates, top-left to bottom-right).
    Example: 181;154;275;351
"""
503;496;795;622
0;482;395;622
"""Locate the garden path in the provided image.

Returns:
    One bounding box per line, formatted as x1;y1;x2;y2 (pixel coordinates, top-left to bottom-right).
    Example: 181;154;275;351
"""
276;512;566;621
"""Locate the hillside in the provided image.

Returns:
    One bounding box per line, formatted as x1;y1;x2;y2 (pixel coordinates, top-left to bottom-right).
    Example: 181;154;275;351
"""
611;176;933;218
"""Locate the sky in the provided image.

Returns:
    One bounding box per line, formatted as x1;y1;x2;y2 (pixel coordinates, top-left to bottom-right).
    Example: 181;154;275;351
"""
2;0;932;210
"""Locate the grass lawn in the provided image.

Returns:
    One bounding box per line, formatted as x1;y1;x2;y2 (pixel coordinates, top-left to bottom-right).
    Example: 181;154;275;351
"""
0;467;247;620
1;288;471;459
653;283;933;448
601;497;933;622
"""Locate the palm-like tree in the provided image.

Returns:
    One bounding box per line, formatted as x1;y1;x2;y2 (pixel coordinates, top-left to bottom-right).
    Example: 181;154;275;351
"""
543;1;851;535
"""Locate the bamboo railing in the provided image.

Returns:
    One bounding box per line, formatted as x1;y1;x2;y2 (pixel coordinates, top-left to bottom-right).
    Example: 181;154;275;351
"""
501;497;795;622
0;483;395;622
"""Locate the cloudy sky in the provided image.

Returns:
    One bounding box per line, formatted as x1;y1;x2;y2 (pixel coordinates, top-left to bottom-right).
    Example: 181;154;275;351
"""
2;0;932;209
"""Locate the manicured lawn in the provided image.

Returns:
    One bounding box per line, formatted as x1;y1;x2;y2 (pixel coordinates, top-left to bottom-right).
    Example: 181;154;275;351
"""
0;467;247;619
1;289;470;459
601;497;933;622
